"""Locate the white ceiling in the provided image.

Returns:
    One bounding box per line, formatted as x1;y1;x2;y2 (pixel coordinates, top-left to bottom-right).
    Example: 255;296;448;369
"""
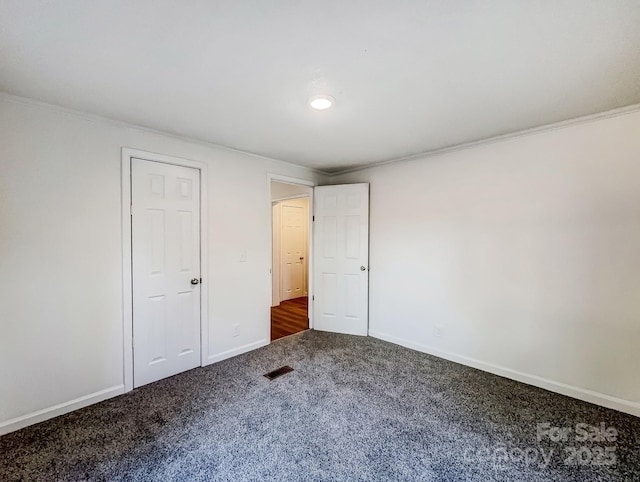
1;1;639;173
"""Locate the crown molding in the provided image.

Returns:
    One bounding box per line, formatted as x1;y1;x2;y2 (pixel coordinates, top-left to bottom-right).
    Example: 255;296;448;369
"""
327;102;640;177
3;91;638;179
0;91;328;176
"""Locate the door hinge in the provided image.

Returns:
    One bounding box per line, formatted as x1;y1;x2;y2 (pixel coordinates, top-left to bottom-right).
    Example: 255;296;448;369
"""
312;295;315;301
130;205;133;216
312;215;315;221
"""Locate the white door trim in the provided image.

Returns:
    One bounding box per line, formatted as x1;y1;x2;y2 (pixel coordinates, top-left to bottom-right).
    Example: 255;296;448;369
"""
122;147;209;393
267;174;315;329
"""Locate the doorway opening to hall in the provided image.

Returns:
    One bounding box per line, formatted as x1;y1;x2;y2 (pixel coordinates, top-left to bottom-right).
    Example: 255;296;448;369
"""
271;180;312;341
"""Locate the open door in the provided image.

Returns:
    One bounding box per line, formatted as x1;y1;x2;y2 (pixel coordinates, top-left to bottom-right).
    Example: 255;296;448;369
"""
313;183;369;335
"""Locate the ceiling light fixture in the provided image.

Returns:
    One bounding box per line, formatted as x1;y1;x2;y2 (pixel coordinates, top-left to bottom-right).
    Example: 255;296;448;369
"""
309;94;335;110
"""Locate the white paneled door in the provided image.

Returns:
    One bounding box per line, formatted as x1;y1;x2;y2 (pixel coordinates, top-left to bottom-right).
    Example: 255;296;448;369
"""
281;198;308;301
131;158;201;388
313;184;369;335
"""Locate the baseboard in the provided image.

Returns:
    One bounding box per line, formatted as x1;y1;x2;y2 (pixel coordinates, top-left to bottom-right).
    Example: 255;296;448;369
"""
369;330;640;418
0;385;125;436
206;339;269;364
1;338;271;435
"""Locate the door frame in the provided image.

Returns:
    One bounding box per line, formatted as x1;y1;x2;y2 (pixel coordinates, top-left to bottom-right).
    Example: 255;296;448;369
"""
121;147;209;392
267;174;315;330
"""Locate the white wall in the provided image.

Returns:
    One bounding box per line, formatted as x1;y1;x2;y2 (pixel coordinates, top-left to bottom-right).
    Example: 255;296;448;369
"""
333;109;640;416
0;94;326;433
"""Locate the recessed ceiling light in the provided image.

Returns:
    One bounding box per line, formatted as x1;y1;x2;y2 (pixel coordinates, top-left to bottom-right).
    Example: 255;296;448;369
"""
309;94;335;110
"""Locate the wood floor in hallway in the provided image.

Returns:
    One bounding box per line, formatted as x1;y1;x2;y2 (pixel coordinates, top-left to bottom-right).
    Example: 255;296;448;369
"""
271;296;308;341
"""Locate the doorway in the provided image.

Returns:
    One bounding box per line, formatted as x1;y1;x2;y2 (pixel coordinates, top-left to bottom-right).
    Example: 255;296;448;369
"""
270;180;313;340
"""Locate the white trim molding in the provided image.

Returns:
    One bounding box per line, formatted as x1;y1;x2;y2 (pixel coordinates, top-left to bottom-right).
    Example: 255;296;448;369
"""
121;147;210;392
2;91;638;179
0;92;326;176
369;330;640;418
267;173;315;187
0;385;125;436
328;103;640;176
207;339;270;364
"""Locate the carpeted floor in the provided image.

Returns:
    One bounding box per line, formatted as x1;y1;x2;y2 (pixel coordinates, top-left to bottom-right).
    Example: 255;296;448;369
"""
1;330;639;481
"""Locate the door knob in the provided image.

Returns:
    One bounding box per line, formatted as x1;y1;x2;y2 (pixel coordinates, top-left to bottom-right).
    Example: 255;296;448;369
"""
300;257;304;261
360;266;366;271
191;278;200;285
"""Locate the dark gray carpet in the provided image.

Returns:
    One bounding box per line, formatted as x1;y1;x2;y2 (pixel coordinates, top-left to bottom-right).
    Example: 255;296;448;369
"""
1;330;639;481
